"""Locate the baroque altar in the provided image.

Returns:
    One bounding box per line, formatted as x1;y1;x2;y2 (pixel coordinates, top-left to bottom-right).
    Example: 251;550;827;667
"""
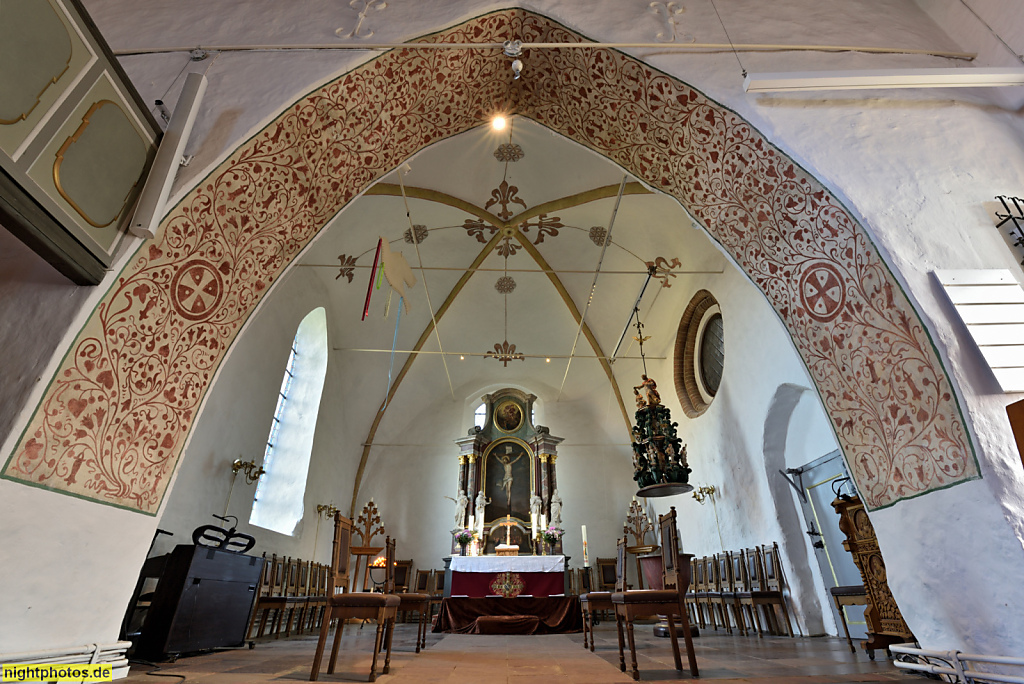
452;389;564;555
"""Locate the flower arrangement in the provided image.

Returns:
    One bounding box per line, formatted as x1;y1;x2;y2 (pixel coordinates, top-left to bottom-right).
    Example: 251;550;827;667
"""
541;526;563;545
454;529;474;546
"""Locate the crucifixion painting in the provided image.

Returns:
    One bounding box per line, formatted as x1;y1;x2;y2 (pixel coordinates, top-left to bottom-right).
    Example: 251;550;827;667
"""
497;444;523;507
484;439;532;525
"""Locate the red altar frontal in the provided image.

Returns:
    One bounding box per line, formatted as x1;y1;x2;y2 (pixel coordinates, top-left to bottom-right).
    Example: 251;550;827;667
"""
448;555;566;598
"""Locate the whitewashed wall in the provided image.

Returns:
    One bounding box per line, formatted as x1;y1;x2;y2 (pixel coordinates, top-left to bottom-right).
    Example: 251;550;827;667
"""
637;261;841;637
2;0;1024;658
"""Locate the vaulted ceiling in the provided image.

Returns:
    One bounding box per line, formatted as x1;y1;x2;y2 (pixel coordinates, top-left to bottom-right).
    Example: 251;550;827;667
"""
297;117;727;434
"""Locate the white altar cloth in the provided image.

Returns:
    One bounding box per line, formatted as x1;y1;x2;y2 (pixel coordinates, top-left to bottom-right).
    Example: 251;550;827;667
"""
450;555;565;573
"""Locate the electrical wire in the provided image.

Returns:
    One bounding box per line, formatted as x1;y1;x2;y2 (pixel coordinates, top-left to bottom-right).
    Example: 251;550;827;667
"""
556;175;627;400
396;168;455;400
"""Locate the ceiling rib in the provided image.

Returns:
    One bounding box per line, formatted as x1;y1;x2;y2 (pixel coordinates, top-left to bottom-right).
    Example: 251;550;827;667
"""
349;230;505;517
365;181;652;230
348;180;648;513
397;167;454;400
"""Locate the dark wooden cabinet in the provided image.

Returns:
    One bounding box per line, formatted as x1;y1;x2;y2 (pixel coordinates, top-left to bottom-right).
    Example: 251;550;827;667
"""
136;544;264;659
832;496;913;656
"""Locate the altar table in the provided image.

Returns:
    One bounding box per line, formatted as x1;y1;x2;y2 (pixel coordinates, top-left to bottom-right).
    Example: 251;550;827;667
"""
447;555;567;598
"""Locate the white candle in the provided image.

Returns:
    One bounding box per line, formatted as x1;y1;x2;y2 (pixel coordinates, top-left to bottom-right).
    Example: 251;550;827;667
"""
468;514;475;533
531;511;538;537
540;513;546;530
582;525;589;567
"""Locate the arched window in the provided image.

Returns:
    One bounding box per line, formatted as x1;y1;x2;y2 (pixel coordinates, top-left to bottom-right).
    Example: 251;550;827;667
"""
250;307;328;535
474;403;487;429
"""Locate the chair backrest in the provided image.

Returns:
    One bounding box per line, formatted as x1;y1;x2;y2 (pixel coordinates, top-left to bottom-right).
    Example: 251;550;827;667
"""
258;552;272;597
430;570;444;596
414;569;431;593
394;560;413;592
731;551;749;591
270;554;287;596
692;556;706;592
717;553;731;591
297;559;311;596
615;537;628;593
707;554;720;591
761;542;785;592
596;557;617;591
659;506;682;592
329;513;355;596
745;548;764;591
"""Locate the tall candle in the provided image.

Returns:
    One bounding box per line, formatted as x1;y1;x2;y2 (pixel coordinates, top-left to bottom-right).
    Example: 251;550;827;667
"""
582;525;589;567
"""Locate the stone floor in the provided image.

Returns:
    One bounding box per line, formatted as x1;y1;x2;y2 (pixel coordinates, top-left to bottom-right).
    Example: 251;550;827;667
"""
125;621;919;683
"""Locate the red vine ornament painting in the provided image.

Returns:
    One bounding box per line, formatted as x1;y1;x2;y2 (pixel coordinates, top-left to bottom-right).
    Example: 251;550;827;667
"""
3;10;977;512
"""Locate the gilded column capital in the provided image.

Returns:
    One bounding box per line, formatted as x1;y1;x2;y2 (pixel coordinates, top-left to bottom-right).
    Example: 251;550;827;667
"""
548;453;557;464
458;455;466;465
538;454;549;464
468;454;477;464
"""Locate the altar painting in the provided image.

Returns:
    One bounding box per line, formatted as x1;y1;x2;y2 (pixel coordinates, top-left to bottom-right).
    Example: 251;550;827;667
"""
482;439;533;525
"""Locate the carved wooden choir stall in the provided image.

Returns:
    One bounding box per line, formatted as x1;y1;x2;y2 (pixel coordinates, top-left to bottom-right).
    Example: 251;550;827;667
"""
832;494;914;658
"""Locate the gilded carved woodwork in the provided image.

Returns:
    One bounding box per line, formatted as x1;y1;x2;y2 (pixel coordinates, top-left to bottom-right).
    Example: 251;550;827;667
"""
833;495;914;652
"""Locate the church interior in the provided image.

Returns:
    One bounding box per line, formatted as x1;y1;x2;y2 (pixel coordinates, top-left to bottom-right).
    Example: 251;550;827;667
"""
3;0;1024;682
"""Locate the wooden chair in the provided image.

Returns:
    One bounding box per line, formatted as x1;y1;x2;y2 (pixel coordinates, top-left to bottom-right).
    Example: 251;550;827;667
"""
252;554;290;637
690;556;714;631
739;548;766;637
726;551;749;635
396;563;432;654
282;559;311;637
305;563;328;633
830;584;867;653
310;516;399;682
394;560;413;593
595;557;617;591
709;552;742;635
612;506;698;681
750;543;794;637
703;553;730;634
580;538;626;651
246;553;274;639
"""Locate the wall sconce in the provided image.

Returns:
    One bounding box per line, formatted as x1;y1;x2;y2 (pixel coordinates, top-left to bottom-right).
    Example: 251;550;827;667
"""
232;458;265;485
317;504;339;518
692;484;717;504
313;504;339;562
691;484;725;550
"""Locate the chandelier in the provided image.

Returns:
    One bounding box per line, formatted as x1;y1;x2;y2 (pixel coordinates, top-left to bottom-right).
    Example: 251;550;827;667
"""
628;309;693;497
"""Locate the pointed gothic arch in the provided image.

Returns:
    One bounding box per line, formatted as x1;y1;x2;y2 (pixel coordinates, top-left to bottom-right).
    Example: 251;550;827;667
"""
2;9;977;515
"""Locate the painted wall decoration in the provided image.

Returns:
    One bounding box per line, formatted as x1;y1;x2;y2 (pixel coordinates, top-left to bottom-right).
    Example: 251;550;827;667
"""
2;10;977;512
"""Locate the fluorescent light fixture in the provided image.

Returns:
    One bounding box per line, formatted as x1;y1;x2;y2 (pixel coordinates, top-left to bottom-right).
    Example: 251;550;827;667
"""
743;68;1024;93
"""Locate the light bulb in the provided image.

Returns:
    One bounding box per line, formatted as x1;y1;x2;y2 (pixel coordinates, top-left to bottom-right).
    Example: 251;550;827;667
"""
492;115;507;131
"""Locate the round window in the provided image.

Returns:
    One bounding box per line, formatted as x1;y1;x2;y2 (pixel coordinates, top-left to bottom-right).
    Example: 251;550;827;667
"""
673;290;724;417
698;313;724;398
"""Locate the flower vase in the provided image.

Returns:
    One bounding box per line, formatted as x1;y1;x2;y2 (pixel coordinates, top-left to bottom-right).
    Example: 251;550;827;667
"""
459;543;468;556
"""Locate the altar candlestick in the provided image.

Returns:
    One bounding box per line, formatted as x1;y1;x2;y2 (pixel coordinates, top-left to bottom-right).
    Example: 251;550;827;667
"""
582;525;589;567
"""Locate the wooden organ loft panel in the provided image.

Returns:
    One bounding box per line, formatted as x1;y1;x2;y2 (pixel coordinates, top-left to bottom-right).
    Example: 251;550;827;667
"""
0;0;161;284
